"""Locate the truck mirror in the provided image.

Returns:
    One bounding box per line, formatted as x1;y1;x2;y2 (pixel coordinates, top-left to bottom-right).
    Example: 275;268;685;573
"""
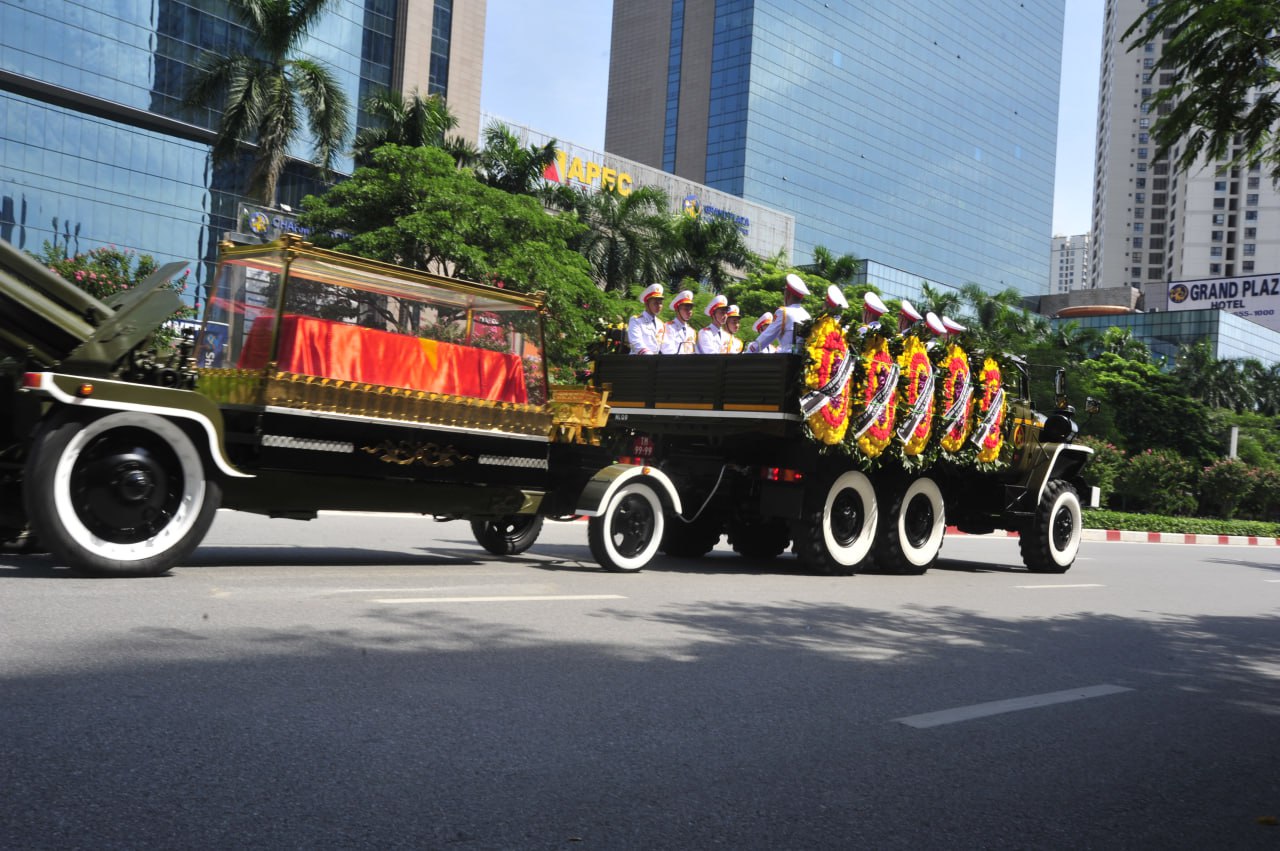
1085;396;1101;416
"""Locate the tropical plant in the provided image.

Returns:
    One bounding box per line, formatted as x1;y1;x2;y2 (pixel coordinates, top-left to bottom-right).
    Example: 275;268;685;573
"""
1197;457;1254;519
572;185;672;294
352;87;473;166
666;213;756;292
1124;0;1280;181
804;245;861;285
1099;326;1150;362
1116;448;1198;516
917;281;963;321
957;282;1045;353
185;0;352;206
1172;340;1252;411
476;121;558;197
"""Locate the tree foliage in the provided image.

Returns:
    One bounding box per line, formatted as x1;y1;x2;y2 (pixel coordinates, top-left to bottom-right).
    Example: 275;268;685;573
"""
185;0;351;205
351;88;474;167
666;214;755;292
571;185;672;294
1125;0;1280;181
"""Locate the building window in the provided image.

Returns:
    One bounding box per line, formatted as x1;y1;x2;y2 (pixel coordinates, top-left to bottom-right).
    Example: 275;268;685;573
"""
1143;58;1155;69
1212;214;1225;225
1214;180;1227;191
1139;118;1150;129
1210;263;1222;274
1210;246;1223;257
1132;237;1144;248
1137;163;1148;173
1247;193;1259;205
1246;227;1256;238
1211;231;1223;242
1148;267;1163;280
1248;176;1261;189
1131;267;1143;278
1135;192;1146;203
1133;223;1144;233
1134;208;1144;218
1243;261;1255;272
1136;178;1147;189
1246;210;1258;221
1214;198;1226;209
1244;244;1256;256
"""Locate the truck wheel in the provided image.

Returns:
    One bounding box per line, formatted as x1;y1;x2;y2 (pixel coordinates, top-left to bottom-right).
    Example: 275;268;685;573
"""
660;511;722;558
875;476;946;575
470;515;544;556
1020;479;1081;573
728;517;790;561
588;480;664;572
24;412;220;578
793;469;877;576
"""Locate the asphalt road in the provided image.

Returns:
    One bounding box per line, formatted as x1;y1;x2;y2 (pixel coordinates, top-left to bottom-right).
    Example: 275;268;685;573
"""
2;513;1278;850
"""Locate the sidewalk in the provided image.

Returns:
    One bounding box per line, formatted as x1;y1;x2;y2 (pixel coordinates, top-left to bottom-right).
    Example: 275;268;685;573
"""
946;526;1280;547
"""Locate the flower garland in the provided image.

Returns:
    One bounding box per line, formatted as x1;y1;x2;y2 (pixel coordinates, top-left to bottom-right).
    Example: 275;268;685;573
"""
801;315;853;445
851;332;897;459
895;335;934;457
973;356;1008;464
937;343;973;455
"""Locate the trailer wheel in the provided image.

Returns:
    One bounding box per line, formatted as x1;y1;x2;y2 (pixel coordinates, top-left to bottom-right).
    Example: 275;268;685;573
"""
660;511;722;558
792;469;877;576
470;515;544;556
728;517;790;561
24;412;220;577
1020;479;1081;573
588;480;664;572
875;476;946;575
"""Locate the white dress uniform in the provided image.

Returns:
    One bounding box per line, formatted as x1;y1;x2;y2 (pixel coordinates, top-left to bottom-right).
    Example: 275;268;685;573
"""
660;317;697;354
697;324;734;354
747;304;810;353
627;312;666;355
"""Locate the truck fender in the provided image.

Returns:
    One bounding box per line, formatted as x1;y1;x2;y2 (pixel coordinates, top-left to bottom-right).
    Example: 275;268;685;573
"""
22;372;252;479
1025;443;1095;508
575;464;683;518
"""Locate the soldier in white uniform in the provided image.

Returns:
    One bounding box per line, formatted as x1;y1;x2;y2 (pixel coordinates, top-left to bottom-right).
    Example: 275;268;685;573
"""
697;294;733;353
627;283;666;354
751;313;778;353
725;305;744;353
747;273;810;353
660;289;697;354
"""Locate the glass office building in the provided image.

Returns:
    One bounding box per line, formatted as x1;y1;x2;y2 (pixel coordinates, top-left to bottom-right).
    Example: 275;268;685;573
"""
1055;310;1280;367
0;0;478;306
607;1;1065;300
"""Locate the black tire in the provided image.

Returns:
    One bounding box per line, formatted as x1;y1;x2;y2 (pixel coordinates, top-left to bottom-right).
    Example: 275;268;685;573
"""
588;480;664;572
24;412;221;577
660;510;722;558
875;476;946;575
470;515;544;556
1020;479;1081;573
791;468;878;576
728;517;790;560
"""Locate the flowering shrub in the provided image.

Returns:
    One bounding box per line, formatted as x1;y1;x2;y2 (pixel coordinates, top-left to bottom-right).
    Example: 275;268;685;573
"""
1077;436;1126;508
32;242;193;344
1197;458;1253;519
1116;449;1197;516
1241;466;1280;522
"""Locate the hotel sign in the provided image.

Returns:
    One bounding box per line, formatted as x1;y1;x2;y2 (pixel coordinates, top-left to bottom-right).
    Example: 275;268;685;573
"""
1167;273;1280;332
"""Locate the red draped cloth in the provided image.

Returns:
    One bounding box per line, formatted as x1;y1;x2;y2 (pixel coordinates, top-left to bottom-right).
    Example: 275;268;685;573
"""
238;315;527;403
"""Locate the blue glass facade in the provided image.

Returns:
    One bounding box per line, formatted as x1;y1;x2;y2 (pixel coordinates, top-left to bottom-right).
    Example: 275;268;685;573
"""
662;0;685;172
1056;310;1280;368
0;0;402;304
683;0;1063;298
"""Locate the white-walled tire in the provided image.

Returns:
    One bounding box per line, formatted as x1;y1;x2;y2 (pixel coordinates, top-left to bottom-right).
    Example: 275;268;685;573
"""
793;469;877;576
876;476;946;575
24;412;220;577
1020;479;1081;573
588;480;664;572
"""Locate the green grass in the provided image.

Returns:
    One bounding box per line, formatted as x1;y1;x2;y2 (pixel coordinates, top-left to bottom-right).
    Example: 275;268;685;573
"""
1084;509;1280;538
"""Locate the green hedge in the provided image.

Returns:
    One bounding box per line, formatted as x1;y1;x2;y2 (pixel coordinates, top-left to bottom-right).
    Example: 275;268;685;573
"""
1083;509;1280;538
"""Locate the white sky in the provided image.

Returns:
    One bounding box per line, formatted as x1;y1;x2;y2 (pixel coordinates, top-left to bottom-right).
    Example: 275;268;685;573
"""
481;0;1104;238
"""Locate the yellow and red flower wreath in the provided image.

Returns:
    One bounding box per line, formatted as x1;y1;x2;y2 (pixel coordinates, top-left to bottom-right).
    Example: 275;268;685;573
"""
938;343;972;454
854;333;897;458
975;356;1007;463
802;315;853;445
897;335;933;456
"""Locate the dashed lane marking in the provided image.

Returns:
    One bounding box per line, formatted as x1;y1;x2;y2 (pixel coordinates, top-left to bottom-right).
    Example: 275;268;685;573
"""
896;684;1134;729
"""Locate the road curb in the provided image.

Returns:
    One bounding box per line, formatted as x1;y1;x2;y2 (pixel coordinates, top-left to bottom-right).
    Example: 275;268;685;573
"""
945;526;1280;547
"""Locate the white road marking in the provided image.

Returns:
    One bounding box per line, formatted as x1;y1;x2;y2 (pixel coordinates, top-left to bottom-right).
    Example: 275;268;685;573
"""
896;684;1134;729
1014;583;1105;589
370;594;627;604
1265;580;1280;583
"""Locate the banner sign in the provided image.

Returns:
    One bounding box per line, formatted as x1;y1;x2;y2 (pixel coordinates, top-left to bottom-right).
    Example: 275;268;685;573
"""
1166;273;1280;332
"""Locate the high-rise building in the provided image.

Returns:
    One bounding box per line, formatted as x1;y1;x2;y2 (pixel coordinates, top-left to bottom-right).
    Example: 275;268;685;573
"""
605;0;1065;300
0;0;485;301
1050;234;1090;294
1089;0;1280;291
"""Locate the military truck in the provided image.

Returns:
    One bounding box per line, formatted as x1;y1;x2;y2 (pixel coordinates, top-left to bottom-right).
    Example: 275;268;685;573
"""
0;235;649;576
579;319;1099;576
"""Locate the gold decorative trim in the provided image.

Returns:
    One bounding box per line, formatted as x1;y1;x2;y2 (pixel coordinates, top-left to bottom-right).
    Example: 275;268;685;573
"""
195;368;555;437
361;440;473;467
548;384;611;445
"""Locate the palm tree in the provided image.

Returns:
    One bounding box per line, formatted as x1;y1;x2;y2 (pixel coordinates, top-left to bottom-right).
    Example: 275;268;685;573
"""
959;283;1041;352
917;281;963;321
185;0;351;206
805;245;861;285
1051;320;1101;364
573;185;672;293
352;88;472;166
476;122;558;196
666;214;755;292
1101;327;1150;363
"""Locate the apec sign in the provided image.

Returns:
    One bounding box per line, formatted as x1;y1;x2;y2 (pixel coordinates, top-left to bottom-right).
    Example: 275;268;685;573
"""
1167;273;1280;332
544;150;633;195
